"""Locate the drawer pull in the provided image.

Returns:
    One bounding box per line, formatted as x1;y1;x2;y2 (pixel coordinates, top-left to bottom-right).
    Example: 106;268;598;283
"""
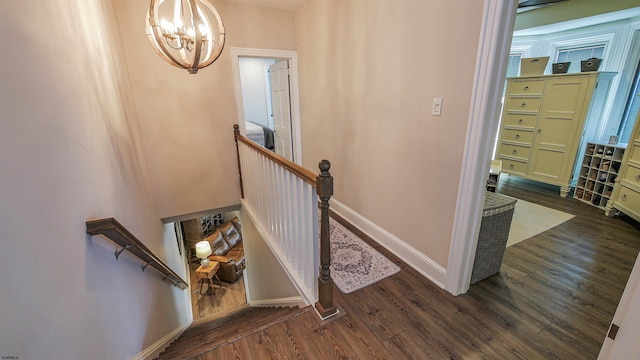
636;175;640;182
512;149;518;155
515;134;520;140
509;164;514;170
518;119;523;124
622;194;627;201
537;129;542;134
524;86;529;91
521;102;527;108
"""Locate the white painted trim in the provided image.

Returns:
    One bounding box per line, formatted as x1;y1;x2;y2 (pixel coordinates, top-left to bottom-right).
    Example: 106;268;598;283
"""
248;296;307;308
445;0;518;296
330;199;447;288
131;324;189;360
598;251;640;359
230;47;303;165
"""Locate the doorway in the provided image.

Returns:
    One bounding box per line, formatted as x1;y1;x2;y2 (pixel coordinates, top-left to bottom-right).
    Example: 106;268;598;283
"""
449;3;640;293
231;48;303;164
177;211;248;321
447;2;638;348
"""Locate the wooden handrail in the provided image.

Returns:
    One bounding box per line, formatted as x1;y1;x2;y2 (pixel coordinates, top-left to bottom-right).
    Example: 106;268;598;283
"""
86;217;188;289
233;124;316;186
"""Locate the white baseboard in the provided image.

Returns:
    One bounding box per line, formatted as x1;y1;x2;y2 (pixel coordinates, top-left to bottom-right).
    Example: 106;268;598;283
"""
330;199;447;288
249;296;307;308
131;323;189;360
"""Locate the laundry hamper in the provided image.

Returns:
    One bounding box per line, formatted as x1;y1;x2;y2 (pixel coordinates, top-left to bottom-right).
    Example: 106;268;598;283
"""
470;192;517;284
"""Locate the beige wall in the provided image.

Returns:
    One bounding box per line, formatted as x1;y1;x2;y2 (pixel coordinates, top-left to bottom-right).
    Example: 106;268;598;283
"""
295;0;484;268
515;0;640;30
0;0;190;358
240;209;302;303
113;0;296;220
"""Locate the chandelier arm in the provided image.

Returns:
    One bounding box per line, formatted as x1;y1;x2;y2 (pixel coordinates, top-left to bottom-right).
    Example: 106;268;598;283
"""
147;0;188;70
147;24;187;70
165;37;183;51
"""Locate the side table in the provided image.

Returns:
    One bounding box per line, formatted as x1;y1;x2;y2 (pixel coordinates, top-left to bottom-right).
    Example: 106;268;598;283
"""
195;261;222;295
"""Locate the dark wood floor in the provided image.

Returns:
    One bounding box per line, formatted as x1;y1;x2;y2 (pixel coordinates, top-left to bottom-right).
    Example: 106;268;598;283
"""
177;175;640;359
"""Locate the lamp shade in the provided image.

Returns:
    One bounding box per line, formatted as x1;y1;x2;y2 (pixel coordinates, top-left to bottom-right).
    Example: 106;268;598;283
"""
195;240;212;259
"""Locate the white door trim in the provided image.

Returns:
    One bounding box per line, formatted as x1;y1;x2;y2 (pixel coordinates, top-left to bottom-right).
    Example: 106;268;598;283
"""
598;251;640;359
445;0;518;295
230;47;303;165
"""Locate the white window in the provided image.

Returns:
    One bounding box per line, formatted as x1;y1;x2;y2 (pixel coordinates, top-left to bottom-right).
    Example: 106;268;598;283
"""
506;53;522;78
503;53;523;97
556;45;605;73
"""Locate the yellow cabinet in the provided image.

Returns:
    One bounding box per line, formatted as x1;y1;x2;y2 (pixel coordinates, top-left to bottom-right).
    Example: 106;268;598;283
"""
497;72;616;197
606;112;640;222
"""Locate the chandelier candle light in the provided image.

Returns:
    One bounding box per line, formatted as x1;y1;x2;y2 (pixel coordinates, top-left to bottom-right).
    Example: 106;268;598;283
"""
146;0;225;74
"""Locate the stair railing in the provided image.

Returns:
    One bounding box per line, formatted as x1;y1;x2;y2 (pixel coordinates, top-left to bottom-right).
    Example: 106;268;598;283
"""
86;217;188;289
234;124;337;319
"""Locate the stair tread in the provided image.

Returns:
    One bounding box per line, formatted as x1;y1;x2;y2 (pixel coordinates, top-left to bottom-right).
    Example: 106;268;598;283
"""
156;305;312;360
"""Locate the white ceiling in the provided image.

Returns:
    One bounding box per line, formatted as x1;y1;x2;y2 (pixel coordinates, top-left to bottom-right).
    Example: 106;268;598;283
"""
222;0;308;10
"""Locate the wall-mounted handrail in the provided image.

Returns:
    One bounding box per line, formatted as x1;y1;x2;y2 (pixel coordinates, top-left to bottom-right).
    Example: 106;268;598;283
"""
86;217;188;289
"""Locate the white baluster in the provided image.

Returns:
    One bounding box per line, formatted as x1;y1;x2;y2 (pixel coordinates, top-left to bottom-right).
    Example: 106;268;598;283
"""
236;139;319;305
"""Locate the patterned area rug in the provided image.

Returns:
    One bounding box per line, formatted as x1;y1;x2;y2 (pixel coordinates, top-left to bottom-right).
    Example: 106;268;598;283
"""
329;218;401;294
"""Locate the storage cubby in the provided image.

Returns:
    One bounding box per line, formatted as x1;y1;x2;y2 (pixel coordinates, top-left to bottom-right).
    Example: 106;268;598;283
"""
574;142;626;209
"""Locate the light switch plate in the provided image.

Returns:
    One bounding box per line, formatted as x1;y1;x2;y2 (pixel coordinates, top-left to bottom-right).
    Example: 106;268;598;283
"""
432;98;443;116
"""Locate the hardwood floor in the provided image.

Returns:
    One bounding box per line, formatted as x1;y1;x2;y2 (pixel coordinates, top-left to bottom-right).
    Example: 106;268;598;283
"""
172;175;640;359
189;261;247;320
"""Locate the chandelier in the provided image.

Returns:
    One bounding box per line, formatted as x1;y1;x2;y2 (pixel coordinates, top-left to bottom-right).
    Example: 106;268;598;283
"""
146;0;225;74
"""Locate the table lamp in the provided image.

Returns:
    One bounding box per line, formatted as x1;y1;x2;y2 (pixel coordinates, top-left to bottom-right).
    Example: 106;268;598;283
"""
195;240;212;266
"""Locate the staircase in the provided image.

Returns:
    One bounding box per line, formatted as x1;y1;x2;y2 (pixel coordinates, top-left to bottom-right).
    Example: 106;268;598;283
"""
155;305;312;359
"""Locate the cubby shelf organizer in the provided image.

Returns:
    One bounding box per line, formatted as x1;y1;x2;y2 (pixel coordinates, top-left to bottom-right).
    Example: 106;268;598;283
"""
574;142;626;209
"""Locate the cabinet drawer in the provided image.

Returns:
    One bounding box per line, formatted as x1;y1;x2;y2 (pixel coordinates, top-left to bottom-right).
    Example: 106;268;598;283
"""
616;185;640;215
501;159;528;175
509;80;545;95
622;164;640;186
628;144;640;165
501;129;534;145
506;97;542;112
503;113;538;129
498;143;531;161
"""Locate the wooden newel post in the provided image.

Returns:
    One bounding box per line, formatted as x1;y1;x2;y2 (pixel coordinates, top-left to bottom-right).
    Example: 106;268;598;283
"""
233;124;245;199
315;159;338;319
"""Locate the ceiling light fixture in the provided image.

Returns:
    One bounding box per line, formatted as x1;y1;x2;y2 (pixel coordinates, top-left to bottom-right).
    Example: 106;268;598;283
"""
146;0;225;74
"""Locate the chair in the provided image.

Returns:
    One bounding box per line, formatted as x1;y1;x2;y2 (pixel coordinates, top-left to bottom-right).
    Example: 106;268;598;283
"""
206;218;245;283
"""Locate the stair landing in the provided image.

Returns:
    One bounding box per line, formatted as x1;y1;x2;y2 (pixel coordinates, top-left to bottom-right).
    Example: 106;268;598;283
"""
156;305;312;360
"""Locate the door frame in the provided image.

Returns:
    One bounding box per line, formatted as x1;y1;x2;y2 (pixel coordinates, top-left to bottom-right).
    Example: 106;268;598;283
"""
230;47;303;165
445;0;518;295
598;251;640;359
